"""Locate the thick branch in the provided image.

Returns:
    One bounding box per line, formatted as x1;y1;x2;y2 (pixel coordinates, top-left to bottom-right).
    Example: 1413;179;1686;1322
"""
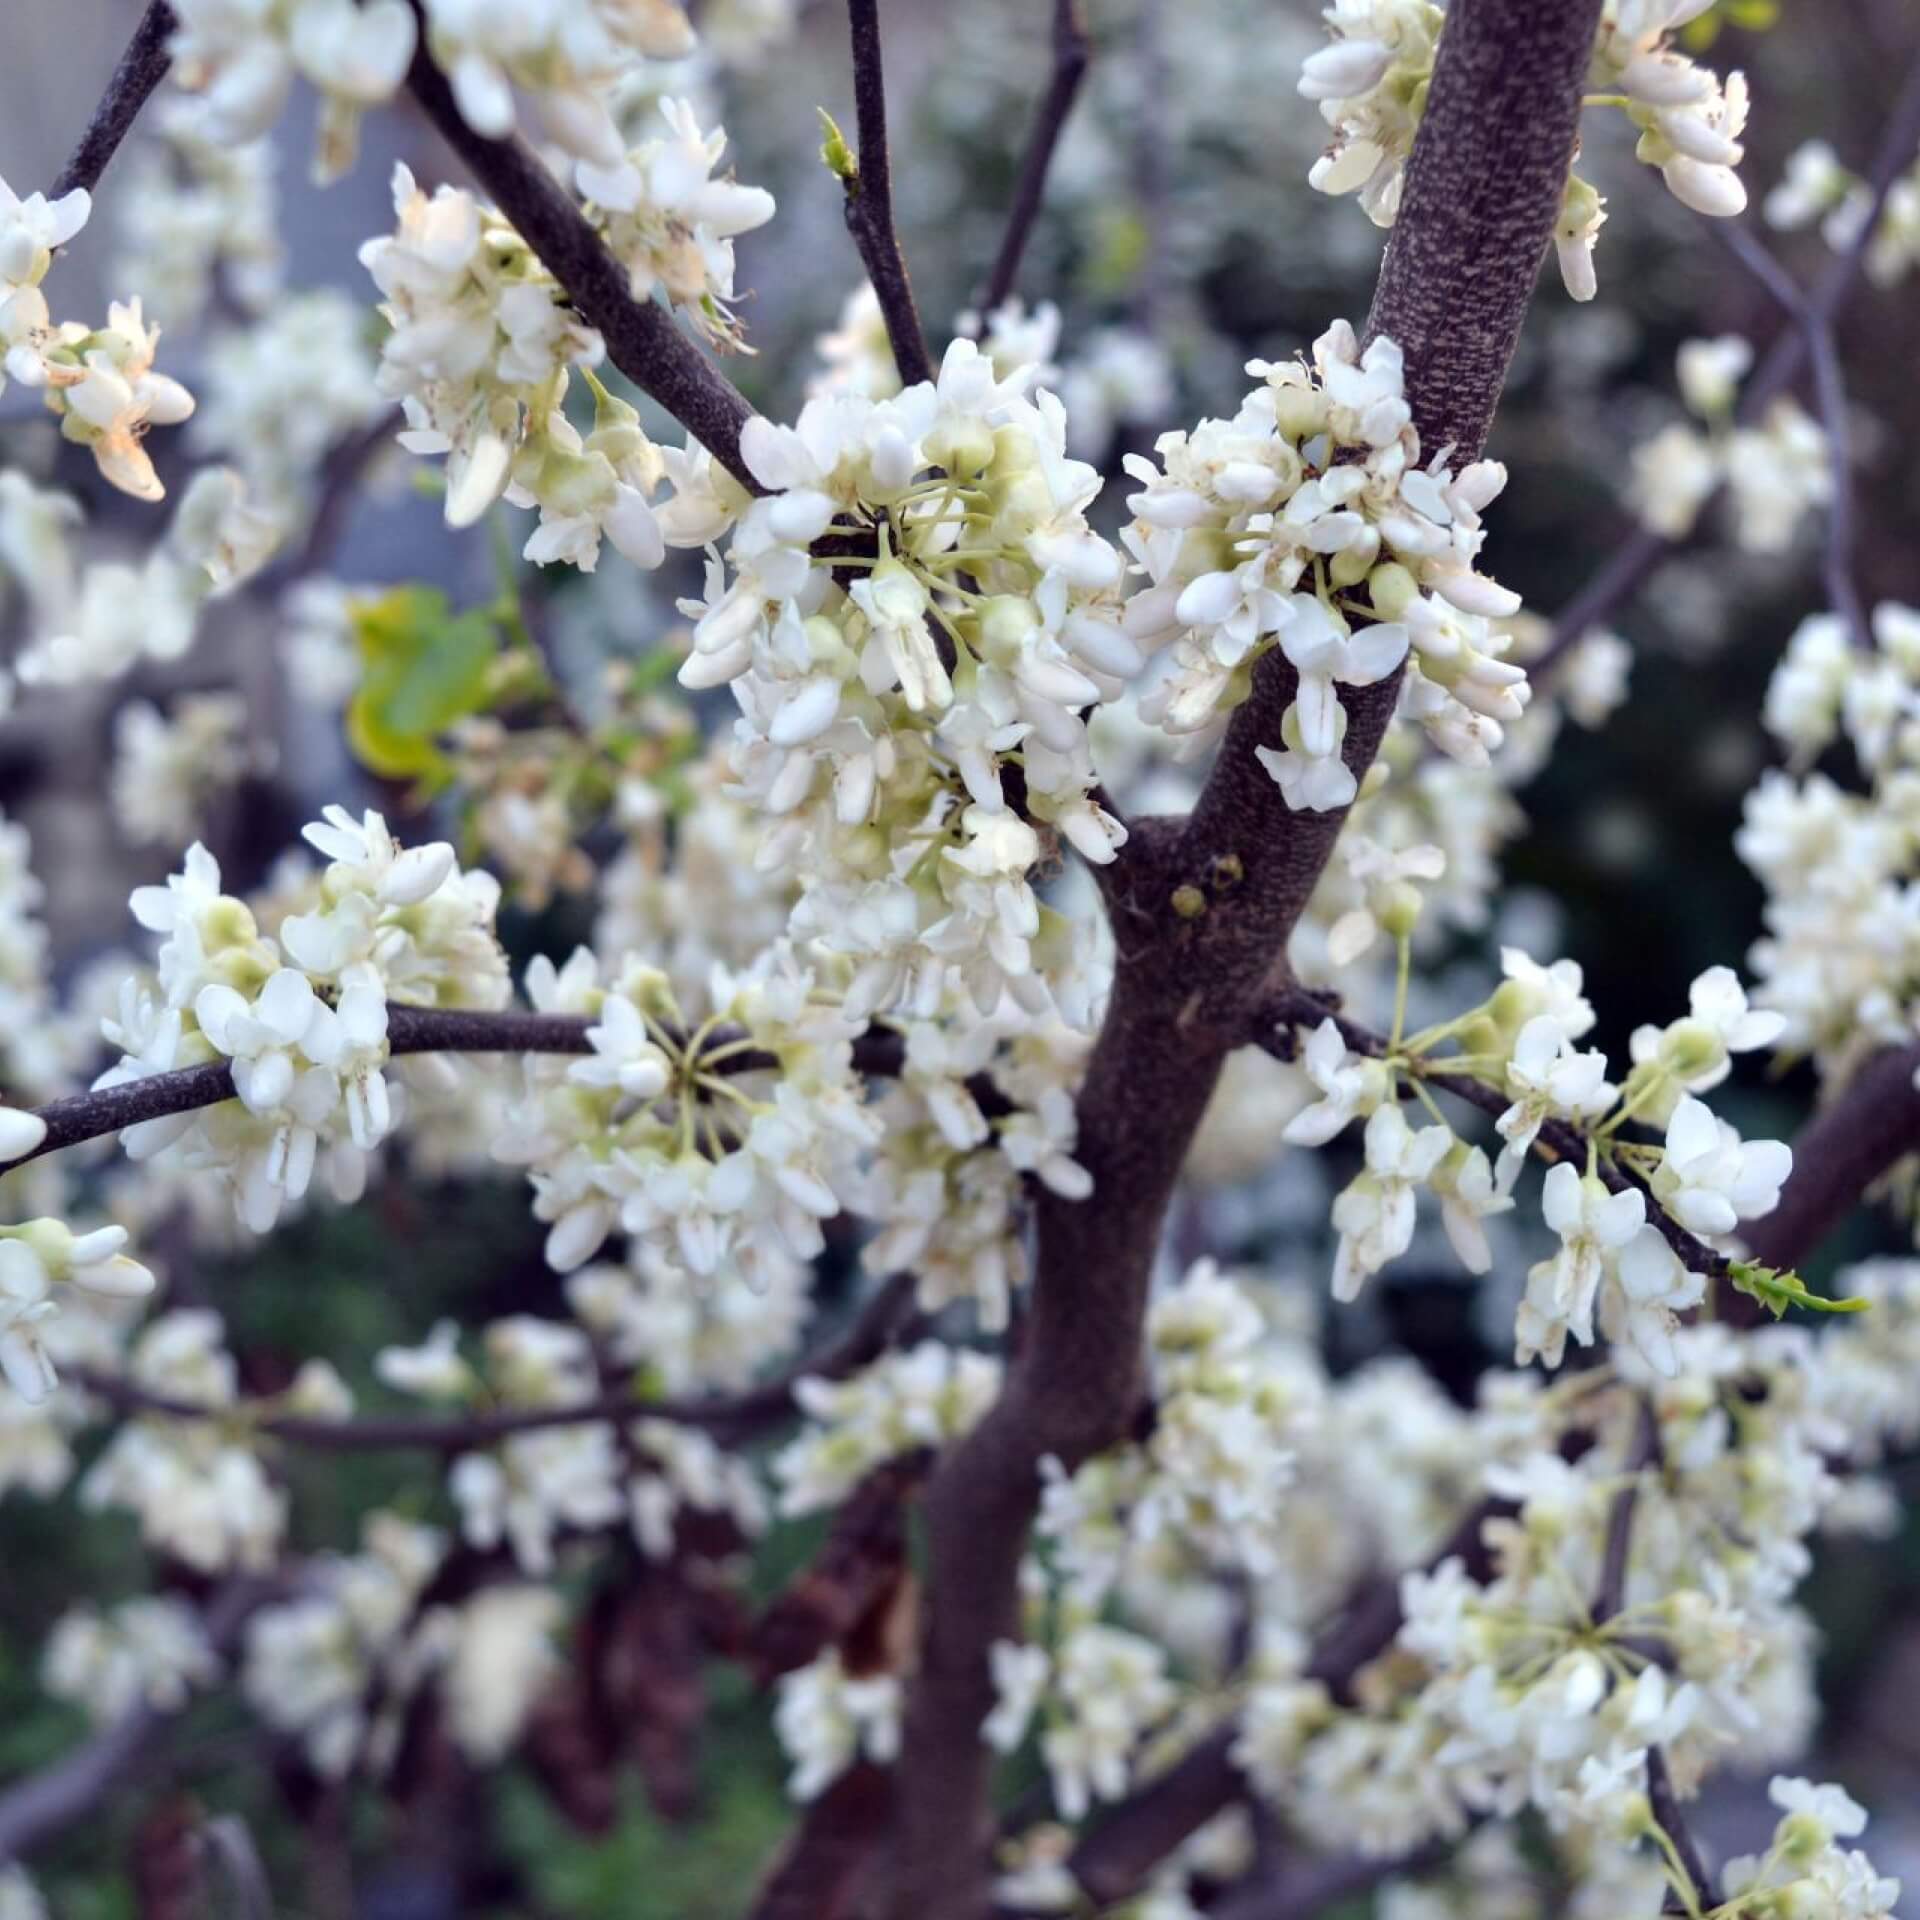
973;0;1090;318
840;0;935;387
1741;1043;1920;1273
401;10;759;490
886;6;1603;1912
49;1;178;201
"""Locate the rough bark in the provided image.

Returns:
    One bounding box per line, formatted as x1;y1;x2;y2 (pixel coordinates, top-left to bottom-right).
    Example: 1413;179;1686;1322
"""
885;3;1603;1914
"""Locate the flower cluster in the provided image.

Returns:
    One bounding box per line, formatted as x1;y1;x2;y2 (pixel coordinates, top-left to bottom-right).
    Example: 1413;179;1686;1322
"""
378;1313;763;1571
3;176;197;501
95;808;506;1233
774;1341;1002;1517
1742;603;1920;1084
1284;949;1788;1375
577;98;775;352
1627;335;1831;552
418;0;696;165
1767;140;1920;289
109;693;255;850
678;336;1132;1019
1124;321;1526;809
5;465;278;689
165;0;417;178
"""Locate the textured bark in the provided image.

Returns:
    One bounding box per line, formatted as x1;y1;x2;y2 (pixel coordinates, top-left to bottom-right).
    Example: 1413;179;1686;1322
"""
49;1;178;200
1743;1044;1920;1272
885;3;1602;1914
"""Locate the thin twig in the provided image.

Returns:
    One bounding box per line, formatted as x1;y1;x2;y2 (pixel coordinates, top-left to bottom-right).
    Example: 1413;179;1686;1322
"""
1258;989;1731;1284
1594;1395;1659;1628
1807;314;1871;651
1531;48;1920;680
400;4;760;489
1646;1745;1712;1909
973;0;1090;318
839;0;934;388
66;1273;917;1451
0;1578;272;1864
49;1;178;201
1711;221;1872;653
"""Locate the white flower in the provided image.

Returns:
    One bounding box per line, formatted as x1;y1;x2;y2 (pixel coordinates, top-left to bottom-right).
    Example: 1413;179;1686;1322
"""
1654;1097;1792;1236
1494;1016;1616;1188
1282;1017;1388;1146
984;1639;1050;1752
1329;1104;1452;1301
774;1650;901;1801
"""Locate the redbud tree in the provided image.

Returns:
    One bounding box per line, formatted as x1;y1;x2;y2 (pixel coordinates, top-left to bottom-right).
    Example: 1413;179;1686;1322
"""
2;0;1919;1915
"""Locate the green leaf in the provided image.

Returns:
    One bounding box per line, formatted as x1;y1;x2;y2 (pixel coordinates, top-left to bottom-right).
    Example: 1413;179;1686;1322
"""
818;108;857;183
346;585;503;784
1728;1259;1871;1320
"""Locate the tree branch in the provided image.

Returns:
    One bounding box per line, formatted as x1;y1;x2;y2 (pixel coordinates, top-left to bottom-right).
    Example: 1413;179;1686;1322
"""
973;0;1090;319
1531;45;1920;681
49;0;178;201
885;6;1603;1912
839;0;935;387
66;1272;916;1451
0;1578;271;1865
1740;1043;1920;1274
0;1006;912;1178
1258;988;1731;1284
1062;1495;1504;1906
1711;220;1872;653
400;8;760;490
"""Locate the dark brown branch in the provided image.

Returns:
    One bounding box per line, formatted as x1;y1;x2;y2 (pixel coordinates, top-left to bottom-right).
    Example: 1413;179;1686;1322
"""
0;1578;271;1864
1063;1496;1504;1906
400;7;759;490
973;0;1090;318
1741;1043;1920;1274
68;1272;916;1452
49;1;178;201
839;0;934;388
1593;1396;1658;1629
1646;1745;1711;1909
886;6;1603;1913
1258;989;1730;1284
1;1006;910;1178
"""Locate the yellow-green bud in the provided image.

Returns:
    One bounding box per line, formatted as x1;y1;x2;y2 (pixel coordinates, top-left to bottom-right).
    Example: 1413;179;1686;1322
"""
1656;1019;1725;1080
1367;562;1420;620
1328;542;1375;589
1379;882;1423;939
1270;387;1328;440
924;419;995;478
1171;884;1208;919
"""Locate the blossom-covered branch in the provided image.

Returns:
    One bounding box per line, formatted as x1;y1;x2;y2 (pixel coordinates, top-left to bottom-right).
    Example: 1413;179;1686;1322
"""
65;1272;917;1454
398;3;760;489
1;1003;914;1178
887;8;1606;1910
